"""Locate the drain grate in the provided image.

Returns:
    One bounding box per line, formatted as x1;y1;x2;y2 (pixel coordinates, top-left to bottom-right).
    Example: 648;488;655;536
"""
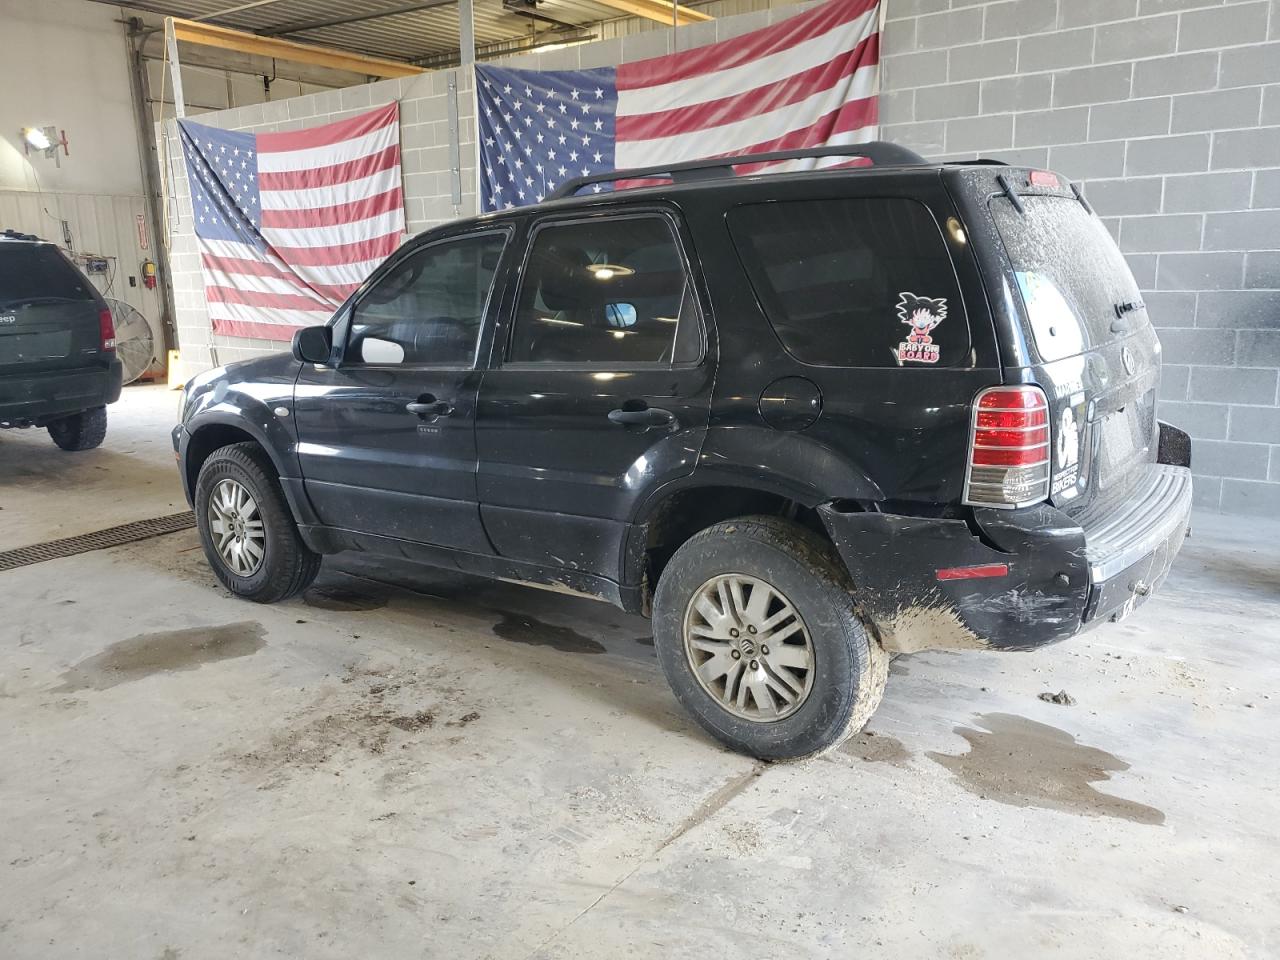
0;511;196;572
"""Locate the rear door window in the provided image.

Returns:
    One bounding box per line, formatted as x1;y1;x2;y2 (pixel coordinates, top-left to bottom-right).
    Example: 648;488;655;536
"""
991;195;1145;362
728;198;969;368
0;244;96;309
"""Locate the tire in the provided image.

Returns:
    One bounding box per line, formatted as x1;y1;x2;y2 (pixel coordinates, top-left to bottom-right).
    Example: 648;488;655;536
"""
652;515;887;761
194;442;321;603
47;406;107;451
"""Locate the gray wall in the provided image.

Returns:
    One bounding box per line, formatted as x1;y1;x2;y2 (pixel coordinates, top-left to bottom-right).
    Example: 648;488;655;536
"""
164;0;1280;515
878;0;1280;514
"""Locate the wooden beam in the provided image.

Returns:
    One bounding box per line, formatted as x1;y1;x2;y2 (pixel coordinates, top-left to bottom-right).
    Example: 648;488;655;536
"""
589;0;713;25
168;17;423;79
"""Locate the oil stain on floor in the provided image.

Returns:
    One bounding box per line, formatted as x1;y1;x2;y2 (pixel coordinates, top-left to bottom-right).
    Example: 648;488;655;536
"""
927;713;1165;826
53;621;267;693
492;612;606;654
303;584;389;612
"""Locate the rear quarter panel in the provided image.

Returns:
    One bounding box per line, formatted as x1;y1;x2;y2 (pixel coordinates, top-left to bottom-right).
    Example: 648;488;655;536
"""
676;174;1002;509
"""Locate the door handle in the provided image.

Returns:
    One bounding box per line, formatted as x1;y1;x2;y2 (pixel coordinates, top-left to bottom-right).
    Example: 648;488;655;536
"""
608;405;676;427
406;397;454;418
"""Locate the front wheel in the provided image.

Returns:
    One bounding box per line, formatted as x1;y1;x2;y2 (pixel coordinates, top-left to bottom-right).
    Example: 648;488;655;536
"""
194;442;321;603
652;516;887;760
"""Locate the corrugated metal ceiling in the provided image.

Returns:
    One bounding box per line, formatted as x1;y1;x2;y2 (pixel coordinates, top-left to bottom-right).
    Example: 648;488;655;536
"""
119;0;656;60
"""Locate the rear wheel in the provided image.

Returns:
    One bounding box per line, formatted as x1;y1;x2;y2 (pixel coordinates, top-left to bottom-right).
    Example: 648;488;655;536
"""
652;516;887;760
194;442;321;603
47;406;107;451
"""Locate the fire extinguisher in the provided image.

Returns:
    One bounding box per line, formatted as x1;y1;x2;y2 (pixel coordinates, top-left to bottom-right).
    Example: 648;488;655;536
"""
141;258;157;290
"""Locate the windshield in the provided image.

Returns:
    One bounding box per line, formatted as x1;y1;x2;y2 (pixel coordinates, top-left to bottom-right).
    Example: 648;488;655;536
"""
991;195;1145;362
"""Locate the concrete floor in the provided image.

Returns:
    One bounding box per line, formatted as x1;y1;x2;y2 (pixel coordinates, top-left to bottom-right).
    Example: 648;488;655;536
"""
1;384;1277;959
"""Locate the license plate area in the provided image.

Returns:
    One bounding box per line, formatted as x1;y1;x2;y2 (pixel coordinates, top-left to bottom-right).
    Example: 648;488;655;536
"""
1094;391;1155;491
0;330;71;363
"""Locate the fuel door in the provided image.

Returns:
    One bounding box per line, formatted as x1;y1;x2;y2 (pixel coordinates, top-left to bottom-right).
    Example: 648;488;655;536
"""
759;376;822;431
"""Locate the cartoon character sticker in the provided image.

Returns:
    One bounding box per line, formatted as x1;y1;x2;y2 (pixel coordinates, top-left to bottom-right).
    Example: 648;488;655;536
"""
895;293;947;364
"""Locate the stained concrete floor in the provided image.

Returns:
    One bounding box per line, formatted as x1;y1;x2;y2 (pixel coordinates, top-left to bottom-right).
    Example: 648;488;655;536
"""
1;384;1278;959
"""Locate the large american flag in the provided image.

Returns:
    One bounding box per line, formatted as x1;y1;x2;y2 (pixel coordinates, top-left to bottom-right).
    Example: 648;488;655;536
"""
178;103;405;342
477;0;880;211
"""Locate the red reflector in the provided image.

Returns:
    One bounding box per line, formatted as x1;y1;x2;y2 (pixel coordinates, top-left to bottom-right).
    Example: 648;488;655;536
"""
98;307;116;352
937;563;1009;581
1029;170;1059;188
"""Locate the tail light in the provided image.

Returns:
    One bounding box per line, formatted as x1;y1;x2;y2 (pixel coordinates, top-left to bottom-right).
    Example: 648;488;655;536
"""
963;385;1050;509
98;307;116;352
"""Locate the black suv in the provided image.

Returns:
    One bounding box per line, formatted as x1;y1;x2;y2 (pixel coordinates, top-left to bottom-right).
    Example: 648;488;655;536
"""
0;231;122;450
174;145;1193;759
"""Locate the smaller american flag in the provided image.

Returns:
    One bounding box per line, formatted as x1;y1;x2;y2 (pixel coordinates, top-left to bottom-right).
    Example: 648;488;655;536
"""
179;104;405;342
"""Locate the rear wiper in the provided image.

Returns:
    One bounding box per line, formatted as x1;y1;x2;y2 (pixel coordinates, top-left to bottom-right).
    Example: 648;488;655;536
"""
0;295;79;308
996;174;1024;214
1070;181;1094;215
1111;299;1145;333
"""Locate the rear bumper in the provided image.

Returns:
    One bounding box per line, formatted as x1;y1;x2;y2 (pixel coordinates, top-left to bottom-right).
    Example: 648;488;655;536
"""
0;360;123;425
819;462;1192;654
1081;463;1192;622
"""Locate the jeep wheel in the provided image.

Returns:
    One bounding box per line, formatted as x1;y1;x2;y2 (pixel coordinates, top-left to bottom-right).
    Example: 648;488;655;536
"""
194;442;321;603
652;516;887;760
47;406;107;451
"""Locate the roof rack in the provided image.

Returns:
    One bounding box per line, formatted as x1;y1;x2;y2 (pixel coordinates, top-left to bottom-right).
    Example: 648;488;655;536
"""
1;228;43;242
548;142;928;201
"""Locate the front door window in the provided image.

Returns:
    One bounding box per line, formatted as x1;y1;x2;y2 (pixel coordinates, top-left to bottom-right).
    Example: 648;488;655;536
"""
348;233;507;367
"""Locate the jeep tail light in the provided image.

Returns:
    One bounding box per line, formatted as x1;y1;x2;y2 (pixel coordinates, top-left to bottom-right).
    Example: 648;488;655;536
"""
98;307;116;352
964;385;1050;509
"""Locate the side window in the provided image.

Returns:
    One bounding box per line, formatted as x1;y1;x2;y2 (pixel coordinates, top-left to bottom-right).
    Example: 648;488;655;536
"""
728;198;969;368
347;233;506;366
507;215;700;365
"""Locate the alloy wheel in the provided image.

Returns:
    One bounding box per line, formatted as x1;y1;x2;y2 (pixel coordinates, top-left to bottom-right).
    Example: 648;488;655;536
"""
208;478;266;577
682;574;815;722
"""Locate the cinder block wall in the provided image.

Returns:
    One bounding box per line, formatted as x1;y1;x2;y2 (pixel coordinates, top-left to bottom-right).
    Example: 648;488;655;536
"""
878;0;1280;514
164;0;1280;514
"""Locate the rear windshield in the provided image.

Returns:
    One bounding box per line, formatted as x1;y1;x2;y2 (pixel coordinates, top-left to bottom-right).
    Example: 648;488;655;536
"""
991;195;1144;362
729;198;970;368
0;244;96;308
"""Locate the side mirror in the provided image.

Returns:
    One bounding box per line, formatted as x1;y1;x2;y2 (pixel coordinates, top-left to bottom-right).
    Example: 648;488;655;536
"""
292;325;333;365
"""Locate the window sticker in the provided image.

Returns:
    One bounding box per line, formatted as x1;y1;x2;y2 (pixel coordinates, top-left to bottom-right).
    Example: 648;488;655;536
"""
895;293;947;364
1051;405;1081;497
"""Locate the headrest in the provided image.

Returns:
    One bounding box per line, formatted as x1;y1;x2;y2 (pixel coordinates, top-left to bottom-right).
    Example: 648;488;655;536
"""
535;243;591;312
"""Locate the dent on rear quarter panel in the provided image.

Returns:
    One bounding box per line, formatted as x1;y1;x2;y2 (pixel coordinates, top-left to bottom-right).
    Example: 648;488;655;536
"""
819;503;1090;653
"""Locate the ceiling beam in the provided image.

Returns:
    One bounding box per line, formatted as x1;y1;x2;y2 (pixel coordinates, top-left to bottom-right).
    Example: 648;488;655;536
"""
416;28;597;68
261;0;458;37
168;17;423;78
589;0;713;26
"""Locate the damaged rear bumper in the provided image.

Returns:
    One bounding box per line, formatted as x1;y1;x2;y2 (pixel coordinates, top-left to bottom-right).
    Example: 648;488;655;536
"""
818;464;1192;653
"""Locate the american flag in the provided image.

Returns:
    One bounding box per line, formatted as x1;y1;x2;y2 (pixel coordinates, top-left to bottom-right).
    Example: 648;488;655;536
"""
477;0;880;211
178;103;405;342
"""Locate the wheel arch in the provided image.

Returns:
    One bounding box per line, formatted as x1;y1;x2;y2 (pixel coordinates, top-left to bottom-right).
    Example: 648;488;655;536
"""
624;477;848;609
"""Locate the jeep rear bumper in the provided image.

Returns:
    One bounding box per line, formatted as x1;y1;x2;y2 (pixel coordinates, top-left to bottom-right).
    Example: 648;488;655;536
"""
818;463;1192;653
0;360;123;426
